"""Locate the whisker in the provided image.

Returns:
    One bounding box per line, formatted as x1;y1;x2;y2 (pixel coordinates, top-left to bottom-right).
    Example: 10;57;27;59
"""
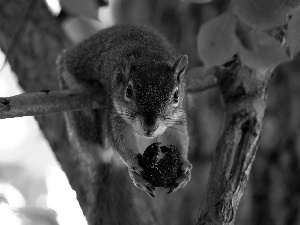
168;126;185;134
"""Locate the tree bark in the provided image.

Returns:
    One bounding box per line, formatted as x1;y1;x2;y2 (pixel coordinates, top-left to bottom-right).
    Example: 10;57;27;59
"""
196;58;271;225
0;89;103;119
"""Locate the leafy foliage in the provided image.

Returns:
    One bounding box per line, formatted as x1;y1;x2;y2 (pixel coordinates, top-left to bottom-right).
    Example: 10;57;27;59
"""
233;0;286;30
197;0;300;69
237;28;289;69
280;0;300;14
197;11;237;67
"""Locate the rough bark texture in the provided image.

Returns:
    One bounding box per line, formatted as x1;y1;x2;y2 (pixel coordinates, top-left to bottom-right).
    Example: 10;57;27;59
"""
0;1;160;225
196;58;270;225
0;89;103;119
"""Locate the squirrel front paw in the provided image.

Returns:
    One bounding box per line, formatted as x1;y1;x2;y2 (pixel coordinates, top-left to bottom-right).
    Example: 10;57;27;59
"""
166;158;192;194
128;156;156;197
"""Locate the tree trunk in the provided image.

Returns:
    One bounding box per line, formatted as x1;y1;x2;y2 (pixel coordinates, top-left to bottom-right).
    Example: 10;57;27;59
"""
196;58;271;225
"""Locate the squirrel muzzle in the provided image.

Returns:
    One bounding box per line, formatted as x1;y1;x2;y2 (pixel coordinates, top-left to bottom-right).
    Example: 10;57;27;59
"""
139;113;161;137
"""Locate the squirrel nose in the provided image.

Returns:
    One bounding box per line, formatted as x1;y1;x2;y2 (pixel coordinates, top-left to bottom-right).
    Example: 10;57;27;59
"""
142;113;158;134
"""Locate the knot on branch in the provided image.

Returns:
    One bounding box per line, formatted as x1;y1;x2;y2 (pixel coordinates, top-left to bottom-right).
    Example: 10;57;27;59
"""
216;56;270;104
0;98;10;111
229;111;259;135
229;110;249;127
241;117;259;137
229;115;261;190
215;198;234;223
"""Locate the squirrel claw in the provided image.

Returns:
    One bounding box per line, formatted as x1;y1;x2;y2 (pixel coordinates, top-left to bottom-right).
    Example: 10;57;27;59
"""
148;192;155;197
146;184;155;192
167;188;174;194
166;182;179;194
138;182;156;197
128;163;156;197
145;186;155;197
166;159;192;194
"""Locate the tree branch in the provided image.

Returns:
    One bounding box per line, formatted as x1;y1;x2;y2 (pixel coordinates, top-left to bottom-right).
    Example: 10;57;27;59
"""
186;67;218;93
0;66;218;120
196;57;271;225
0;89;104;119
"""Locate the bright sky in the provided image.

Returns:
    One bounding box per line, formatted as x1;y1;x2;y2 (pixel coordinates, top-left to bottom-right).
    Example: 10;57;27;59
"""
0;50;87;224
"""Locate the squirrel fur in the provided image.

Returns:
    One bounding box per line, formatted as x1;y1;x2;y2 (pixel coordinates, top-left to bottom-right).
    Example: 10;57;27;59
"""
57;24;192;196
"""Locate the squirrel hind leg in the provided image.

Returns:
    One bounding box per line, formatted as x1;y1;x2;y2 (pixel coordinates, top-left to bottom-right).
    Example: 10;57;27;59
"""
56;51;108;150
64;108;108;150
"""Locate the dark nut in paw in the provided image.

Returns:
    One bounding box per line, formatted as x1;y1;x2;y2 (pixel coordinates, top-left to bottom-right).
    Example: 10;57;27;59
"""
139;142;183;187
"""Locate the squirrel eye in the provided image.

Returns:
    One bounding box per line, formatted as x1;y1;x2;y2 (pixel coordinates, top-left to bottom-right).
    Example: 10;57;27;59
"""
172;89;179;105
125;83;133;100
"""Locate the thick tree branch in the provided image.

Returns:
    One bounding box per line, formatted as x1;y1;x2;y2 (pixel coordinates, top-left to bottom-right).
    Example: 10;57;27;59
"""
186;67;218;93
0;89;104;119
196;57;271;225
0;66;216;120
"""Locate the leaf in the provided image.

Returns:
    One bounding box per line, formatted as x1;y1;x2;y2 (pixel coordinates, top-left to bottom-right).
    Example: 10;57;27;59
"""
280;0;300;14
180;0;214;3
60;0;99;20
197;10;238;67
287;7;300;57
233;0;286;30
236;29;289;69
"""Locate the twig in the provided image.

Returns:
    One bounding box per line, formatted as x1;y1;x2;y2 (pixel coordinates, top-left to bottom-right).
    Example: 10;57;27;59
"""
186;67;218;93
0;89;104;119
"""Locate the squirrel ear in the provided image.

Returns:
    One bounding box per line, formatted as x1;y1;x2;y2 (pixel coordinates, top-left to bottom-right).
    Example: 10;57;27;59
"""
115;56;135;85
123;55;135;79
172;55;188;83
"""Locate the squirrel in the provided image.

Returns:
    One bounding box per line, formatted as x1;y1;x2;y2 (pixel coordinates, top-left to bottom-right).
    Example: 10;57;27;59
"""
56;24;192;196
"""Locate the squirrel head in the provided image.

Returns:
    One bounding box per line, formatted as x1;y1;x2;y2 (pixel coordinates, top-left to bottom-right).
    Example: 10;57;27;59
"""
113;55;188;137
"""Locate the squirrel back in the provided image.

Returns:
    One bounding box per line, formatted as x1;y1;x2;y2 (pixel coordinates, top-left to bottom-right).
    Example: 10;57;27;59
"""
62;24;178;90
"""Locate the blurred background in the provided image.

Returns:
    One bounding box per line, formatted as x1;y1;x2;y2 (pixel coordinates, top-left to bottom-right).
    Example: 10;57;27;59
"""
0;0;300;225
